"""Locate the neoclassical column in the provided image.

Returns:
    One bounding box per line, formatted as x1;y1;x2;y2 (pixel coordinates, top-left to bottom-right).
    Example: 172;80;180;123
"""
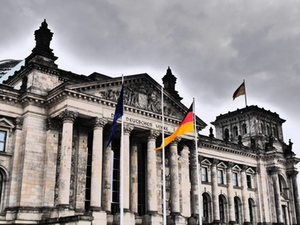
147;130;160;213
211;158;220;223
123;124;134;211
130;140;138;214
102;132;112;212
189;142;199;217
58;109;78;207
180;145;191;217
269;166;283;224
288;171;300;224
241;165;250;225
226;162;235;224
90;117;107;211
169;137;181;214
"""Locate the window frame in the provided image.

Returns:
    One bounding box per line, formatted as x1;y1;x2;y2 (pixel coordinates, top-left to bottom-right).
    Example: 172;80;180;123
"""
0;130;7;152
217;169;224;184
202;167;208;182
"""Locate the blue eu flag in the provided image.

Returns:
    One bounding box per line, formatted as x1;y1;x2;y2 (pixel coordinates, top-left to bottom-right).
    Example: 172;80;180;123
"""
105;85;124;149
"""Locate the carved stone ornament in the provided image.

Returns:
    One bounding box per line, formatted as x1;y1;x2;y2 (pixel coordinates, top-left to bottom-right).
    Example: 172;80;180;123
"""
148;130;160;140
124;124;134;134
99;82;178;118
15;117;23;130
93;117;107;129
59;109;78;123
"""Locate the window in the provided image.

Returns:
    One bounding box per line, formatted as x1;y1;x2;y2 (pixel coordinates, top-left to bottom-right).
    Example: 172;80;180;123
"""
0;131;6;152
248;199;254;225
234;197;240;223
233;126;238;138
233;172;238;186
203;193;209;222
137;143;146;216
111;142;120;215
84;131;93;210
202;167;208;182
242;123;247;135
219;196;225;223
0;171;3;207
218;170;224;184
247;175;252;188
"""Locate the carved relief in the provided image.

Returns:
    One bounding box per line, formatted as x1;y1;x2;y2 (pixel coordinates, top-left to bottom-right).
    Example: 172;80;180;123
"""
99;82;178;117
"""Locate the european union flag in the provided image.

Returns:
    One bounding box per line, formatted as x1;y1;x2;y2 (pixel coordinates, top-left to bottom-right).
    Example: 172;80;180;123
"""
105;85;124;149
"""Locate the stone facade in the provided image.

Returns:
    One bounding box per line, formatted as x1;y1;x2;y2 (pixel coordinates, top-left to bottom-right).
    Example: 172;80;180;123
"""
0;20;299;225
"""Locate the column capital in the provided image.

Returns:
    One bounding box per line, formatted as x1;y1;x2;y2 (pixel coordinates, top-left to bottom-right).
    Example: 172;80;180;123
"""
268;166;279;175
148;130;160;140
241;164;248;172
227;161;235;169
124;124;134;134
287;170;299;179
93;117;108;129
212;158;219;165
59;109;78;123
170;137;181;146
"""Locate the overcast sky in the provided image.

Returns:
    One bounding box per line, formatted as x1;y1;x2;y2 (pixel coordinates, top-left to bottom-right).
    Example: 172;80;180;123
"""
1;1;300;155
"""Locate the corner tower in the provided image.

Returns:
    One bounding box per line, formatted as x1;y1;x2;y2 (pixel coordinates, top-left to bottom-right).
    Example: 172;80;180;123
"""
211;105;288;152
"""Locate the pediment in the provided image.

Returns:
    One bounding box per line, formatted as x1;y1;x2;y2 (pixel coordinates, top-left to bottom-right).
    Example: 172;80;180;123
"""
66;74;189;120
0;118;15;129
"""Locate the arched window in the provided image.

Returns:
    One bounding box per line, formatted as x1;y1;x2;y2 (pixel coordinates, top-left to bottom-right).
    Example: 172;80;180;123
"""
233;126;238;138
0;172;3;204
273;126;278;138
248;198;255;225
242;123;247;135
234;197;241;224
202;193;210;222
219;195;226;223
266;125;270;135
261;123;264;134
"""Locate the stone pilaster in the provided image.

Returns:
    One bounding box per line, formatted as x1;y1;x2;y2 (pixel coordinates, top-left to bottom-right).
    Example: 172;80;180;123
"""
57;109;78;207
241;165;250;225
90;117;107;211
211;158;220;224
227;162;235;224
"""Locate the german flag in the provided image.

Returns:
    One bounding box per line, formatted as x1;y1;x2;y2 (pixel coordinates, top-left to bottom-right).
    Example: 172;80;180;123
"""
232;82;245;100
155;103;194;151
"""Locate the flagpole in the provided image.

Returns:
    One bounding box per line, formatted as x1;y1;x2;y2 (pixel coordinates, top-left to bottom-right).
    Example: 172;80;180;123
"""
120;75;124;225
193;98;202;225
161;86;167;225
243;79;248;107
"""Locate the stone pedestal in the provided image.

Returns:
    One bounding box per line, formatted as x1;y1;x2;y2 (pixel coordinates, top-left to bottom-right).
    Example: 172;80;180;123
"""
113;212;135;225
167;214;187;225
142;213;163;225
92;211;107;225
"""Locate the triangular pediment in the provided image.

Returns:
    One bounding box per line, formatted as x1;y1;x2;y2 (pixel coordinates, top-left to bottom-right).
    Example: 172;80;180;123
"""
63;73;206;129
0;118;15;129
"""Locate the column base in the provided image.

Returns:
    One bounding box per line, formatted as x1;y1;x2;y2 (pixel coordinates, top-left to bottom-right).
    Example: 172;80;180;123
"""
142;212;162;225
167;213;187;225
113;211;135;225
91;211;107;225
188;215;198;225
